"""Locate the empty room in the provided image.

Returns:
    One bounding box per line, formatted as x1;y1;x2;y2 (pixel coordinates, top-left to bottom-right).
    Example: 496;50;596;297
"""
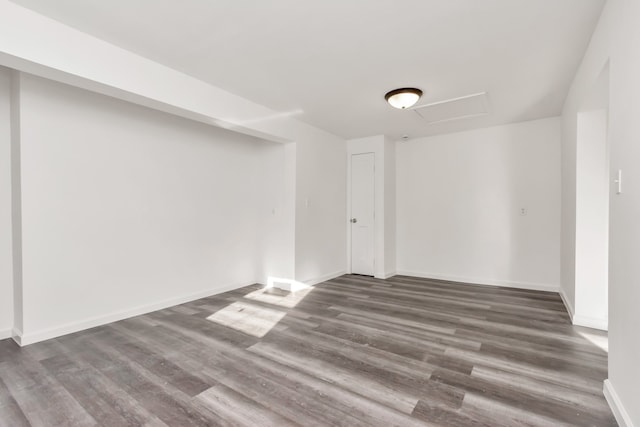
0;1;638;426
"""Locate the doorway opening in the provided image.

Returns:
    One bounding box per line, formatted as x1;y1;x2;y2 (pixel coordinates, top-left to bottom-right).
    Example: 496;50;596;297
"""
574;62;610;330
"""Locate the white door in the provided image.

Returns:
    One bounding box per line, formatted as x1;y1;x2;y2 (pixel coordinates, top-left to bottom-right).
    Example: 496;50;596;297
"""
350;153;375;276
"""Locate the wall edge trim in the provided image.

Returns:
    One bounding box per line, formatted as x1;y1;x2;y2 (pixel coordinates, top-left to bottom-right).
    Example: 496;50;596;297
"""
396;270;559;292
304;270;347;286
15;281;256;346
604;379;634;427
11;327;22;346
559;288;576;320
573;314;608;331
379;271;397;279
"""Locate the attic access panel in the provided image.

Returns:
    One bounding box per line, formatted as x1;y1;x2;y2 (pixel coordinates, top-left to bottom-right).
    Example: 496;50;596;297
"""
413;92;490;124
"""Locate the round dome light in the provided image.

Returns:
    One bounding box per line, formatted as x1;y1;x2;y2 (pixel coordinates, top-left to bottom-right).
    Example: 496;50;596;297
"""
385;88;423;109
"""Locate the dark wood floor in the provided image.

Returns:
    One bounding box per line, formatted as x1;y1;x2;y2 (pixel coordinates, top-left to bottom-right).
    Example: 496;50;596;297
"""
0;275;617;426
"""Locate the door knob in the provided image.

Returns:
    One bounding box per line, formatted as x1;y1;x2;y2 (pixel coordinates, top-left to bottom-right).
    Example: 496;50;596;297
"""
350;218;357;223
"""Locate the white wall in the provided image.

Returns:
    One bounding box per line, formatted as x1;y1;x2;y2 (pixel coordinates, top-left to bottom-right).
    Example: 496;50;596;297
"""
10;69;23;336
397;117;561;291
562;61;611;330
607;3;640;422
560;0;613;325
0;0;349;315
294;136;346;284
257;142;296;284
384;137;396;277
562;0;640;424
15;73;291;344
575;109;609;329
0;66;12;338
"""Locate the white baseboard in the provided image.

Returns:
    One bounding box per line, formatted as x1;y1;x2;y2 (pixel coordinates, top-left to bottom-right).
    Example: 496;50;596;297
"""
303;270;347;286
573;314;608;331
559;288;608;330
377;271;396;280
0;328;11;340
14;281;255;346
12;328;23;346
559;288;575;319
263;270;347;292
604;379;634;427
396;270;559;293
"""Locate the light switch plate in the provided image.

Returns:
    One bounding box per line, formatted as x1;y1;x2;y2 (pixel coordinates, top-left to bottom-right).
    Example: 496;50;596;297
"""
614;170;623;194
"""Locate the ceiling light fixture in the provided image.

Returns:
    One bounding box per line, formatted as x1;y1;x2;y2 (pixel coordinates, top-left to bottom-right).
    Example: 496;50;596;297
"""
385;87;423;109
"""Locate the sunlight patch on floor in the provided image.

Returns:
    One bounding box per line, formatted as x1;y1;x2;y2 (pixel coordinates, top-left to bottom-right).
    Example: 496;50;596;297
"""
243;287;314;308
578;330;608;353
207;301;286;338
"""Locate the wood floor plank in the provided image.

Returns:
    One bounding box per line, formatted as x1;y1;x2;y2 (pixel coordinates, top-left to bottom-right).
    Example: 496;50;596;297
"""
94;328;213;397
430;367;613;426
195;385;301;427
0;357;96;427
0;274;617;426
0;376;31;427
67;334;220;427
248;340;420;414
40;354;169;427
128;320;426;427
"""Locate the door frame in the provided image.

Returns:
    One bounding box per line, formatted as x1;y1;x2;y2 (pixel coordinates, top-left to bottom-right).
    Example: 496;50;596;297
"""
346;137;388;278
348;152;376;276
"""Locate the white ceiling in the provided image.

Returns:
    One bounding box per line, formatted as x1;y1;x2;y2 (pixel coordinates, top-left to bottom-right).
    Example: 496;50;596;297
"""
12;0;605;140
